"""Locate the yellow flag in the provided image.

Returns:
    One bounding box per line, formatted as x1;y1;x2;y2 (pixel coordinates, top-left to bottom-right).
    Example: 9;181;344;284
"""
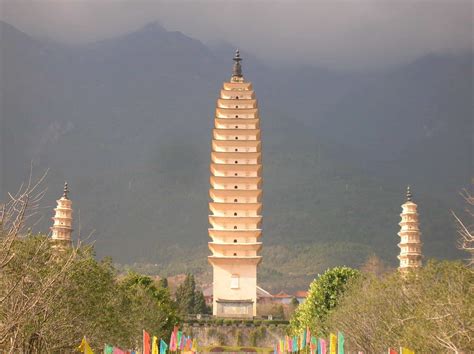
329;333;337;354
77;337;94;354
191;338;198;352
400;347;415;354
152;336;159;354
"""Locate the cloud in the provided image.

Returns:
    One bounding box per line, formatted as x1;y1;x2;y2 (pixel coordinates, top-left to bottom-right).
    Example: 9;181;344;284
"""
1;0;472;70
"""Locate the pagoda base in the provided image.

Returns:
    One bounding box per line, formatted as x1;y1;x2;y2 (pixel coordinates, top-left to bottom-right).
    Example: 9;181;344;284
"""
215;299;254;318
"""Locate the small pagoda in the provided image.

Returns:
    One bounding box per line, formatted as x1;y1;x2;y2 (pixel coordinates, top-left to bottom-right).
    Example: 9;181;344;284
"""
397;186;422;271
208;50;263;317
51;182;73;249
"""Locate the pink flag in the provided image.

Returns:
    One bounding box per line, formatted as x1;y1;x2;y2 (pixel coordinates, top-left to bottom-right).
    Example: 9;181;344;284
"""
113;348;125;354
320;339;327;354
306;327;311;345
169;331;177;351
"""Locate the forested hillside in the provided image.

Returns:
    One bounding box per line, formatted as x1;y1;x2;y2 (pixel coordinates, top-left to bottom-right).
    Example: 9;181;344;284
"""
1;21;471;290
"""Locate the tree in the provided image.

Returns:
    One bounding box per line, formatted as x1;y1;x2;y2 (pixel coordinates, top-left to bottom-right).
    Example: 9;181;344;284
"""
452;188;474;266
118;272;179;344
326;260;473;352
289;266;360;336
0;173;82;352
159;277;169;288
175;273;196;315
193;290;208;314
360;253;392;277
0;175;180;352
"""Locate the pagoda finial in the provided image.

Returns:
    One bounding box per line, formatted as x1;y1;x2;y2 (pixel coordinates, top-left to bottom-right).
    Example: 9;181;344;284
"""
232;49;243;78
406;185;412;202
63;181;70;199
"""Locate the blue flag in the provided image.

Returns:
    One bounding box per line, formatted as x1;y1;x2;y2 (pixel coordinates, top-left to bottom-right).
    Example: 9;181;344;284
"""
160;339;168;354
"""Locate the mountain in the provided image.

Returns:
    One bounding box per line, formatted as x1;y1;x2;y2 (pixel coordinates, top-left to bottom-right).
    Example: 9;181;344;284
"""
1;21;471;291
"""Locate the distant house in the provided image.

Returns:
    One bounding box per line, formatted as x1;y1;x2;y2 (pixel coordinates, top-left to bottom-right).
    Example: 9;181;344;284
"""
272;291;293;304
271;291;308;304
294;291;308;304
256;286;274;304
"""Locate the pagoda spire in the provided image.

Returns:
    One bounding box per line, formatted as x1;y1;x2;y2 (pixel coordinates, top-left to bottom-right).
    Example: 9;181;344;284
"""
397;186;422;271
63;181;70;199
51;182;73;249
231;49;243;81
406;185;412;202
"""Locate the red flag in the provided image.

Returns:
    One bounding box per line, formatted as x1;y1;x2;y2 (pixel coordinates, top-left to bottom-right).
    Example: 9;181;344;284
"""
388;349;397;354
143;330;151;354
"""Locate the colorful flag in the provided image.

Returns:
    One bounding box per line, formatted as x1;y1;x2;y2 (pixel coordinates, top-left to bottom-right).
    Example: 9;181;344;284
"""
143;330;151;354
160;339;168;354
152;336;159;354
169;330;177;351
319;338;327;354
77;337;94;354
104;344;114;354
191;338;198;352
329;333;337;354
177;331;183;349
388;349;397;354
400;348;415;354
310;337;317;354
186;337;192;351
337;332;344;354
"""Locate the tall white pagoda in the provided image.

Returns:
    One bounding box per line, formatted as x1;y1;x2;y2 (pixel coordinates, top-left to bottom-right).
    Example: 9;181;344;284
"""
397;186;422;271
51;182;73;249
208;50;262;317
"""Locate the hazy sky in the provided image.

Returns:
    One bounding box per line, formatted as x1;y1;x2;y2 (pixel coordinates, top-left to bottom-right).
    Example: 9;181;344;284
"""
1;0;472;70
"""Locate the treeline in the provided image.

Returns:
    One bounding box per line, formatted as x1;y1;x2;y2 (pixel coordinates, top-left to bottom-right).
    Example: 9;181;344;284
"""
290;261;473;352
0;179;215;353
0;234;180;352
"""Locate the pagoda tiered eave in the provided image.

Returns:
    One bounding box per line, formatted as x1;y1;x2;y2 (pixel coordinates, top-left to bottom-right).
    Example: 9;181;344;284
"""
210;163;262;176
210;176;262;188
212;140;261;152
222;82;253;90
217;98;257;108
208;242;262;252
213;129;261;140
209;202;262;214
208;256;262;266
209;189;262;203
208;229;262;239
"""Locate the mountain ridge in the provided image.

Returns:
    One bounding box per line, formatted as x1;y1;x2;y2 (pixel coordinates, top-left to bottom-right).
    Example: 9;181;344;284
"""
1;21;470;288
